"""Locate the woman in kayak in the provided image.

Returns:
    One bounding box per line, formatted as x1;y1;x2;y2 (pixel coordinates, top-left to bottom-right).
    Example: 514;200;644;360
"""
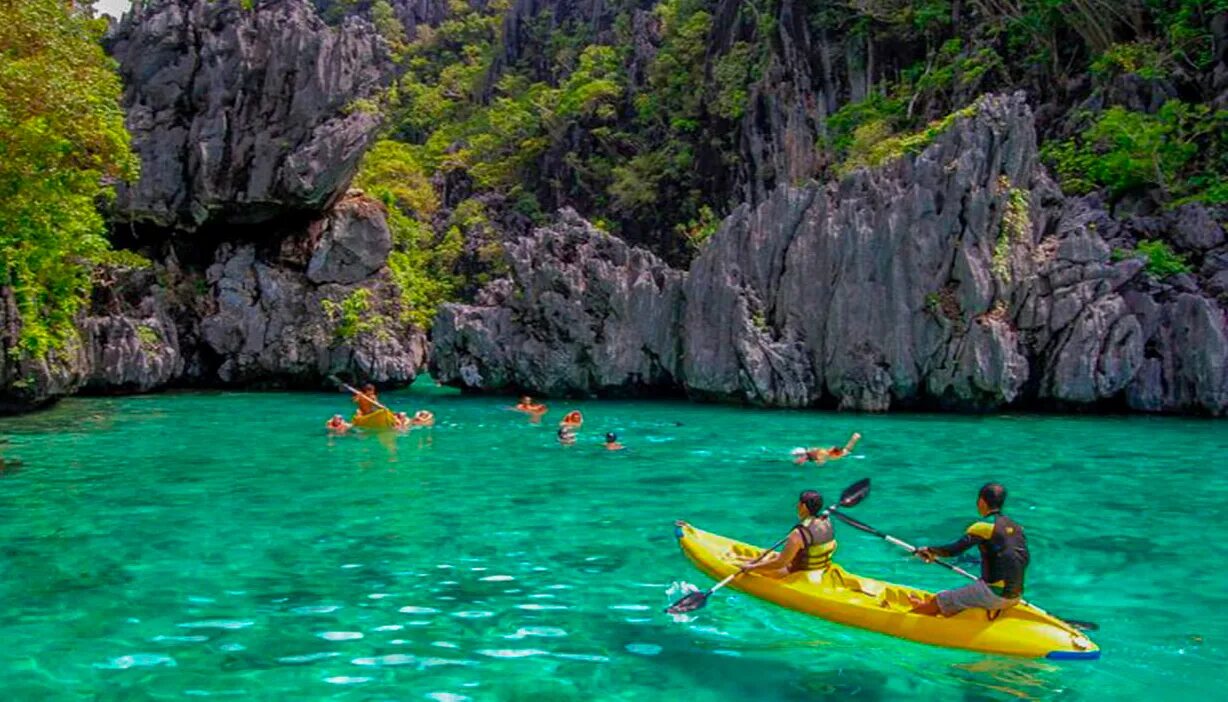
741;490;837;578
793;432;861;465
325;414;352;433
353;384;379;416
908;483;1029;617
560;410;583;429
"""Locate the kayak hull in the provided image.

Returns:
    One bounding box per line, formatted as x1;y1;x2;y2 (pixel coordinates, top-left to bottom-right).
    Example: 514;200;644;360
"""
676;523;1099;660
352;408;397;430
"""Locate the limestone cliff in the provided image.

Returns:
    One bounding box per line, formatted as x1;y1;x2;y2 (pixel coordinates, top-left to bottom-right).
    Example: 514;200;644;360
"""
432;94;1228;415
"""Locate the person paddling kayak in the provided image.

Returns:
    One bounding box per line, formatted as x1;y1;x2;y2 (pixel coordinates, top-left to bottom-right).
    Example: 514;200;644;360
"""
793;432;861;465
353;383;379;415
739;490;838;578
909;483;1029;617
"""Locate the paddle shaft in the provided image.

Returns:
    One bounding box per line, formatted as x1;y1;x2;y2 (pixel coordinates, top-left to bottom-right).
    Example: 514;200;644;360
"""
336;380;395;415
832;512;1096;632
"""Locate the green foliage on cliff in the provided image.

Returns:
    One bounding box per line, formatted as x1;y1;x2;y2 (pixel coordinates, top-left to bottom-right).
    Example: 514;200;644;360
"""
1114;239;1193;278
0;0;138;357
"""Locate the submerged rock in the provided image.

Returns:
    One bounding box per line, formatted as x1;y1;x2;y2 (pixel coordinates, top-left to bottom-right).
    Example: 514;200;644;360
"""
107;0;393;231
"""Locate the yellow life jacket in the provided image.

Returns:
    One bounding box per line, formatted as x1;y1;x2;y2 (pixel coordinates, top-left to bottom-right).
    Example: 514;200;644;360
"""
791;517;837;571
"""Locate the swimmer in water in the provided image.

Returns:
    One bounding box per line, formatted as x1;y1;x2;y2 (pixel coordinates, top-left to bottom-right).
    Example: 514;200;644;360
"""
560;410;583;429
410;410;435;427
557;425;576;446
514;395;548;415
793;432;861;465
394;412;411;430
326;414;352;433
604;432;624;451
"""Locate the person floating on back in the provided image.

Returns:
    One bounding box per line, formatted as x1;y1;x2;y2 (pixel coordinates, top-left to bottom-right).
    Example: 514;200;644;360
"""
909;483;1028;617
793;432;861;465
514;395;548;415
353;383;379;416
560;410;583;429
739;490;838;578
604;433;624;451
326;414;352;433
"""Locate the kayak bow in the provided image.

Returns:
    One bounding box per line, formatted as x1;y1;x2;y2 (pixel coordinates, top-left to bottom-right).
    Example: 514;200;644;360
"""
675;523;1099;660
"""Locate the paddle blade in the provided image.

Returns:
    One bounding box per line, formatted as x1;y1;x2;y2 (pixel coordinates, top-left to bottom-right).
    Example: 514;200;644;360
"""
664;590;709;615
838;478;871;508
832;511;879;535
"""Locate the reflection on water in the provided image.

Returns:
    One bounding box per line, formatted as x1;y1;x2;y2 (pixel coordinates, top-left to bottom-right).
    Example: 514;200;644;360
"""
0;385;1224;700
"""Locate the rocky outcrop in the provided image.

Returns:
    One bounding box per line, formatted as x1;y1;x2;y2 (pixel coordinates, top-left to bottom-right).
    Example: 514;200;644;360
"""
0;288;88;413
68;194;424;403
432;94;1228;415
431;209;685;396
107;0;393;231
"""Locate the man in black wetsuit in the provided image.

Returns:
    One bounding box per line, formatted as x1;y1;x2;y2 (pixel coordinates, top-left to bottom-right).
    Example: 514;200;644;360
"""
909;483;1029;616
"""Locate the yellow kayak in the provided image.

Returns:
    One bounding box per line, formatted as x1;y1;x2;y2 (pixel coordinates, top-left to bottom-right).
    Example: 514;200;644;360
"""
351;408;398;430
675;523;1099;660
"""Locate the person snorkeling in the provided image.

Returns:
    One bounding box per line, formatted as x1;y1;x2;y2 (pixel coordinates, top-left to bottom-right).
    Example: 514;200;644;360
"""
325;414;352;433
353;383;379;416
604;432;624;451
793;432;861;465
739;490;837;578
908;483;1028;617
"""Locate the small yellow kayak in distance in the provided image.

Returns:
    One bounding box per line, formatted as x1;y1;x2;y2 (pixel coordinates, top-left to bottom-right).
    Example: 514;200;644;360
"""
351;408;398;430
675;523;1099;660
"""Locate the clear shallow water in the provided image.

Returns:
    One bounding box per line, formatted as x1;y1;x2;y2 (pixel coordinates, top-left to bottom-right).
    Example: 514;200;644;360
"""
1;381;1225;701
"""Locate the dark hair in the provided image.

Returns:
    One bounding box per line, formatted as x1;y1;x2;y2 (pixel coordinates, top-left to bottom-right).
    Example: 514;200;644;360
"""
979;483;1007;510
606;433;617;442
799;490;824;516
363;383;375;393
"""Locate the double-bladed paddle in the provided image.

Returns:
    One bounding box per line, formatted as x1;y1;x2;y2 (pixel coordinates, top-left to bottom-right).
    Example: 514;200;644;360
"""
831;511;1099;632
665;478;871;615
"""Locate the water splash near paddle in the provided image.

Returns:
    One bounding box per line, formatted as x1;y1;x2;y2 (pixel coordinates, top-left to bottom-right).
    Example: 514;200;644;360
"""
664;581;701;622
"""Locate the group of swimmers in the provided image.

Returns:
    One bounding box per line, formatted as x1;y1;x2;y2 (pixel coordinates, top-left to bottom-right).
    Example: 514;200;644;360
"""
514;396;623;450
325;384;434;433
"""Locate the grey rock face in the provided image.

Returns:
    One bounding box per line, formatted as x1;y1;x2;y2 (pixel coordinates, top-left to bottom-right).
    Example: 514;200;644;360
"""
307;193;393;284
107;0;393;230
432;94;1228;415
431;209;685;396
81;271;184;393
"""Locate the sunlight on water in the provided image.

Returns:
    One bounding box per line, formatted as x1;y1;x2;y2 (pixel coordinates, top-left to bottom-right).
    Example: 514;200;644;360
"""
1;380;1225;700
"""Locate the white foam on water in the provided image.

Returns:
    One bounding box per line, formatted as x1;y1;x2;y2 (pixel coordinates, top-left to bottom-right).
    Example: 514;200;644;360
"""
505;626;567;639
351;654;417;666
341;564;362;569
553;653;609;663
277;652;340;664
625;643;662;656
609;604;650;611
425;693;470;702
480;575;514;582
324;676;371;685
177;620;254;630
373;625;403;632
431;641;459;649
367;593;391;599
452;610;495;619
291;605;340;615
151;635;209;643
398;605;439;615
220;643;245;652
95;653;177;669
514;603;568;611
477;648;548;658
317;631;363;641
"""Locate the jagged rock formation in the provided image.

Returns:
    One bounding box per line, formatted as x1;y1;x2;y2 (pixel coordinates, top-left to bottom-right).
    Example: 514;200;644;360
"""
0;288;87;413
107;0;393;231
432;209;685;395
433;94;1228;415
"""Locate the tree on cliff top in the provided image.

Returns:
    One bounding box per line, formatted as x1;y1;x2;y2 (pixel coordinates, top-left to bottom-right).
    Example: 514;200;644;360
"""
0;0;138;357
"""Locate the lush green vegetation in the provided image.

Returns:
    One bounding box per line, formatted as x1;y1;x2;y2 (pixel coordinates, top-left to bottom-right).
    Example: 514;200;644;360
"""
1114;239;1193;278
0;0;137;357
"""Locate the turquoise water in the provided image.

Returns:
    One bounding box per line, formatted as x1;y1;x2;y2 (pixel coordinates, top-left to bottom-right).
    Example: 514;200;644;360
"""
1;381;1225;701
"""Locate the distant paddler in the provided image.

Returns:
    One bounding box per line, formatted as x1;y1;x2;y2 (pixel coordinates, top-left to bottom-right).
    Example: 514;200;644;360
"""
793;432;861;465
513;395;548;415
560;410;583;429
353;383;380;416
